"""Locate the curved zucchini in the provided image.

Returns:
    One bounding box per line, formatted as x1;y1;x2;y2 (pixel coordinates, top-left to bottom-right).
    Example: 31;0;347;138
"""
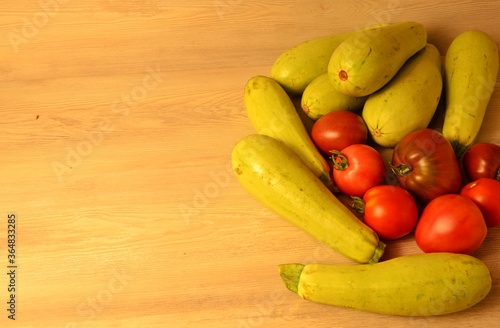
328;21;427;97
271;31;355;95
244;75;332;187
442;29;499;158
271;23;389;95
232;134;385;264
279;253;491;316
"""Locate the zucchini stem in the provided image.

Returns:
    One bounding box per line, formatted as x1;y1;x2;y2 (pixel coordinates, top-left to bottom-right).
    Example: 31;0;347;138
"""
369;241;386;264
278;264;305;294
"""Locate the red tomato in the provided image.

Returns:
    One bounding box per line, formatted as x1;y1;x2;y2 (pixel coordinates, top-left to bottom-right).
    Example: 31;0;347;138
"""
462;142;500;182
391;128;462;204
311;110;367;155
332;144;386;197
415;194;487;254
356;185;418;240
460;178;500;228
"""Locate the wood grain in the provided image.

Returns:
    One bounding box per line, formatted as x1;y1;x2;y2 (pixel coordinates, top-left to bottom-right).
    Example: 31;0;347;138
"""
1;1;499;327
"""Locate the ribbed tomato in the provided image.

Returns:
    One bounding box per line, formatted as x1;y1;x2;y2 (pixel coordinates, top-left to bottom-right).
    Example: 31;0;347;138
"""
390;128;462;204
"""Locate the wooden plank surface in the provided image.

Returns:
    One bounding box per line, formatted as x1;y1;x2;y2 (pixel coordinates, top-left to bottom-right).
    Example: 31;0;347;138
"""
1;1;499;327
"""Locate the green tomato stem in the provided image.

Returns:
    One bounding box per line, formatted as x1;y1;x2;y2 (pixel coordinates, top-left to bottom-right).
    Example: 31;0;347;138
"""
351;196;366;214
330;150;349;171
390;163;413;176
496;168;500;181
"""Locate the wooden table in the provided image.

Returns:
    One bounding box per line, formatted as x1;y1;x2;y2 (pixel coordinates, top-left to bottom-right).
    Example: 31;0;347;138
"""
1;1;499;327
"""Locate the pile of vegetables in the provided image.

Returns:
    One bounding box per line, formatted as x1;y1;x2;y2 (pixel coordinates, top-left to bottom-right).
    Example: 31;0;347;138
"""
232;21;499;316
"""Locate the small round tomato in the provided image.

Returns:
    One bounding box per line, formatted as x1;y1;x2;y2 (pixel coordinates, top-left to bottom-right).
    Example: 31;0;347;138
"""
462;142;500;181
354;185;418;240
460;178;500;228
311;110;367;155
415;194;487;254
331;144;386;197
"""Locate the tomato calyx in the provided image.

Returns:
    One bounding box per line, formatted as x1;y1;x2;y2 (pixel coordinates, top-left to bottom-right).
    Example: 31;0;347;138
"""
351;196;365;214
496;168;500;181
330;150;349;171
390;163;413;176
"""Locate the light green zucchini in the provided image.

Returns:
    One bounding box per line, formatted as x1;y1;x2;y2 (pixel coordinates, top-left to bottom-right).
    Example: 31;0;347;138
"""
279;253;491;316
301;73;367;120
232;134;385;264
442;29;499;158
362;44;443;148
271;23;389;95
244;75;332;186
328;21;427;97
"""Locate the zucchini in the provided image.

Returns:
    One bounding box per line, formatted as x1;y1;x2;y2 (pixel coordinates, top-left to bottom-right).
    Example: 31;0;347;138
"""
328;21;427;97
271;23;389;95
232;134;385;264
362;43;443;148
442;29;499;158
279;253;492;316
244;75;332;187
271;31;355;95
301;73;368;121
